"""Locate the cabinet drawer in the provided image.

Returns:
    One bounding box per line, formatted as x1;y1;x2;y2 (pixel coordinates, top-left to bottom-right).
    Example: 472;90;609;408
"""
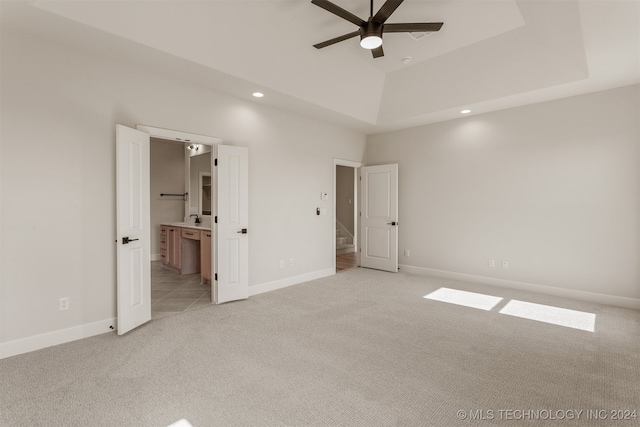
201;230;212;239
160;249;168;264
181;228;201;240
160;238;167;249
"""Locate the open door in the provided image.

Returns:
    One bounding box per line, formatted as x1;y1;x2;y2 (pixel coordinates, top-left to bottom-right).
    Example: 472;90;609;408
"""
360;164;398;272
214;145;249;303
116;125;151;334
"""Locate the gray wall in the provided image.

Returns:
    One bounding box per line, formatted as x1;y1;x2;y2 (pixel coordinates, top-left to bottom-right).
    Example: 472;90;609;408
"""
150;139;185;258
367;85;639;303
0;30;366;345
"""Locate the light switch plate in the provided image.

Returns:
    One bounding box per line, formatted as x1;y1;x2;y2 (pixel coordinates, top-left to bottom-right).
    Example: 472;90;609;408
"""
321;192;328;200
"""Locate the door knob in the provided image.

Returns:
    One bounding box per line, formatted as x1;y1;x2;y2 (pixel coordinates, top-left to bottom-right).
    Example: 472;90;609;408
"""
122;236;140;244
237;228;248;234
387;221;397;226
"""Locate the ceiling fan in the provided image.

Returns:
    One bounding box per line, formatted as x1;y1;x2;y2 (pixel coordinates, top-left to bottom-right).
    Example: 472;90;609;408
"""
311;0;444;58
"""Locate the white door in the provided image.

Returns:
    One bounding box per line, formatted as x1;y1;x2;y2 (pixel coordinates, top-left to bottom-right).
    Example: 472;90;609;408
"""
116;125;151;334
214;145;249;303
360;164;398;272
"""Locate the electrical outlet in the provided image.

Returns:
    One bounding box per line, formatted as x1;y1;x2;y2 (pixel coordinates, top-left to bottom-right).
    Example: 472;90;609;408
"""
502;260;509;269
488;259;495;268
59;297;69;311
279;260;284;269
404;249;410;257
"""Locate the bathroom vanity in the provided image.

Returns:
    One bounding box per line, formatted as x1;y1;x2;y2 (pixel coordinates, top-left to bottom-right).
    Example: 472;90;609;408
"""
160;223;212;284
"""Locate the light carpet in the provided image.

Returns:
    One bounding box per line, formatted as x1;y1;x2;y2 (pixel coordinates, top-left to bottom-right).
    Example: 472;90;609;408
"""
1;268;639;426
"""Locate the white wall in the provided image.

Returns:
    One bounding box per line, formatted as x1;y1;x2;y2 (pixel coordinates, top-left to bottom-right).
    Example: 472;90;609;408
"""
0;30;365;349
367;85;639;306
150;139;185;258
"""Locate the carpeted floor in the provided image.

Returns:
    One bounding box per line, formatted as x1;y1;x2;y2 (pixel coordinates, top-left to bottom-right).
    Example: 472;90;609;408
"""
1;268;639;426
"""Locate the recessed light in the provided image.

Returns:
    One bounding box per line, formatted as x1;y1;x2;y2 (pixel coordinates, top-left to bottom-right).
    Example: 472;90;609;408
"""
460;109;471;114
252;92;264;98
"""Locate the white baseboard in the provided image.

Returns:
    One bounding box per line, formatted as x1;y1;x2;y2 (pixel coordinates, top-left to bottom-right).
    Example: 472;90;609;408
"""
0;317;116;360
249;268;335;297
399;264;640;310
151;253;161;262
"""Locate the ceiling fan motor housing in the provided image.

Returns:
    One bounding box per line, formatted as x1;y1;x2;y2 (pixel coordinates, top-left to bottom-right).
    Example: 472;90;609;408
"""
361;20;383;38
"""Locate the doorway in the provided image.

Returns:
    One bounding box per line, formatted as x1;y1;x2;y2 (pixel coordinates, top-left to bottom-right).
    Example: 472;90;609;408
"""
149;138;213;319
333;159;362;273
116;124;249;335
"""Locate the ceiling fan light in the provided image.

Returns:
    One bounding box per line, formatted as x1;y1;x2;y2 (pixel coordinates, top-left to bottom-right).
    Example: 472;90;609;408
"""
360;35;382;49
360;20;383;49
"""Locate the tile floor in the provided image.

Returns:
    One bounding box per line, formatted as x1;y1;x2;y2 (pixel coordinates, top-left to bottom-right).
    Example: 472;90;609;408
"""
151;261;212;320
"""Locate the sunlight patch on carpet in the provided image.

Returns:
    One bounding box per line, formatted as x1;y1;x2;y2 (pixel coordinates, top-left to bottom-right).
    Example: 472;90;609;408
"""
168;419;193;427
424;288;503;311
499;300;596;332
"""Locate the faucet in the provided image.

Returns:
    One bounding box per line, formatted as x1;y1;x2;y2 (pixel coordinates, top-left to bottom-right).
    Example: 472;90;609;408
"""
189;214;201;224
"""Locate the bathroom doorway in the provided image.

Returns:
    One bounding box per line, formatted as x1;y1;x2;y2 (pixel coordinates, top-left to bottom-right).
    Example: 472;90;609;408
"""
149;138;213;319
116;124;249;334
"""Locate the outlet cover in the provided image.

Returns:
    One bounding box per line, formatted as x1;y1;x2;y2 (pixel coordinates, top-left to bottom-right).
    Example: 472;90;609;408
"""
488;259;495;268
59;297;69;311
502;260;509;269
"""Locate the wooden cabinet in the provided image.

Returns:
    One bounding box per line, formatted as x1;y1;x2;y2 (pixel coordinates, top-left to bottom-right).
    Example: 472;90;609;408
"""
167;227;181;270
180;228;200;275
160;226;168;266
201;230;212;284
160;224;212;282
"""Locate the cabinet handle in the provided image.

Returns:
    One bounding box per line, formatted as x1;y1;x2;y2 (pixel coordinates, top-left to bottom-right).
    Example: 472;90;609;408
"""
185;232;194;236
206;234;211;237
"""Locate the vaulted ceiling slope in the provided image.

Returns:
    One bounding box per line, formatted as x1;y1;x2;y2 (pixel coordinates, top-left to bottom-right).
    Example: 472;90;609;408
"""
2;1;639;133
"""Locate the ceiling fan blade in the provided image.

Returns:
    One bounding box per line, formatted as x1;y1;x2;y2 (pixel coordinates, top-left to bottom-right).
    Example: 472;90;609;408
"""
313;30;361;49
372;45;384;58
382;22;444;33
311;0;365;27
372;0;404;23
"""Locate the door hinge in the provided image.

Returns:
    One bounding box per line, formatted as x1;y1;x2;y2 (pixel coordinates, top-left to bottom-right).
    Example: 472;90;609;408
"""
214;159;218;166
215;216;218;223
359;176;362;181
215;273;218;281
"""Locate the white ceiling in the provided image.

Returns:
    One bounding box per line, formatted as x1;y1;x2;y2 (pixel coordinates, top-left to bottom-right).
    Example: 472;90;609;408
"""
2;0;639;134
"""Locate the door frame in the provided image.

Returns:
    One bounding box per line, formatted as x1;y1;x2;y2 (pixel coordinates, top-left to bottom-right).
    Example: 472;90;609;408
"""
137;125;221;304
333;158;363;272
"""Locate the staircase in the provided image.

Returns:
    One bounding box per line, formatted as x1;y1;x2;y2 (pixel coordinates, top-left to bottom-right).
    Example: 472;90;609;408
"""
336;227;355;255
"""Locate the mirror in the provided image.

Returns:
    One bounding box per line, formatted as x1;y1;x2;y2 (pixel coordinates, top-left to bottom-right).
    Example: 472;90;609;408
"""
187;146;212;217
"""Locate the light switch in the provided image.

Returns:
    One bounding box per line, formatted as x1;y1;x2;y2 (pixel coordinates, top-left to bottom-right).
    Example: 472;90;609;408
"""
321;192;328;200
